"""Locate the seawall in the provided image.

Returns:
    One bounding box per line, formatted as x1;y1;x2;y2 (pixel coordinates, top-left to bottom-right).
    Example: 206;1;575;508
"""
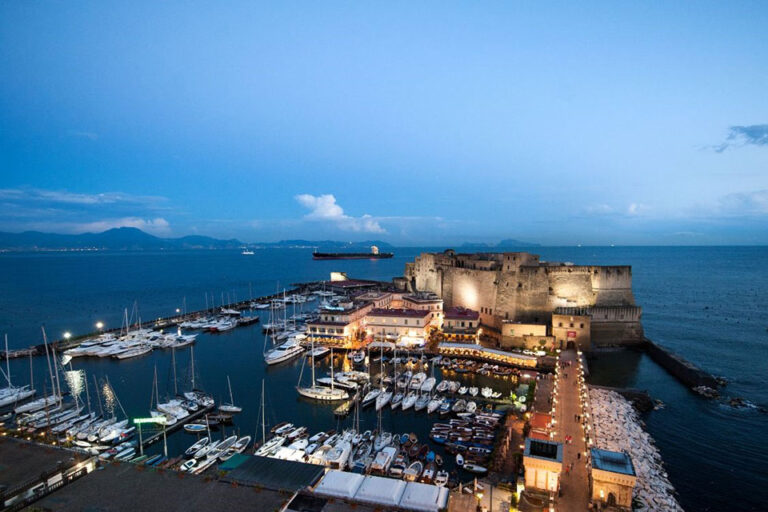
643;338;720;389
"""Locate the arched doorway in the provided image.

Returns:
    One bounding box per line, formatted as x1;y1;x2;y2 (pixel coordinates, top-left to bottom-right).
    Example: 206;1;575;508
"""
607;492;617;506
566;341;575;350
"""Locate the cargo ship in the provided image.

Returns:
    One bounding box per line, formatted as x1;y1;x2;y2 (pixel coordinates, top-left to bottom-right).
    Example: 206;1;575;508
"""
312;245;393;260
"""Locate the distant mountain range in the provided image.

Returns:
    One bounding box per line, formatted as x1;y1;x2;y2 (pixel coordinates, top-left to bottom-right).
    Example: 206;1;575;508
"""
0;228;394;251
460;238;540;249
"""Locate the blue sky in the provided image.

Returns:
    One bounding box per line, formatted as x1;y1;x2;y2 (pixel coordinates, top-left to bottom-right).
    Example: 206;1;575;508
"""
1;1;766;245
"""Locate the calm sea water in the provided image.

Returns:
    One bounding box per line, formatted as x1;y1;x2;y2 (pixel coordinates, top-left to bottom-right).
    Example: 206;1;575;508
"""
1;247;766;511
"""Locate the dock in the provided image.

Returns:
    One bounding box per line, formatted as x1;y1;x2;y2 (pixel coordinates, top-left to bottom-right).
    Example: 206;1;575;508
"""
139;404;215;448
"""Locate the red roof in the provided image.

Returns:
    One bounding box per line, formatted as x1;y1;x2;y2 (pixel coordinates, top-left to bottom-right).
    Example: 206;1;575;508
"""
530;412;551;431
529;431;551;441
444;307;479;320
368;308;431;318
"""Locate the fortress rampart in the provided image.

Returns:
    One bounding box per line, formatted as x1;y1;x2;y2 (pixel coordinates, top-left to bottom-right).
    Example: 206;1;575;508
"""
404;250;643;348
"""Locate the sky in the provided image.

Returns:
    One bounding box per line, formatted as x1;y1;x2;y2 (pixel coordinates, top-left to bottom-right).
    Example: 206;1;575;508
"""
1;1;767;246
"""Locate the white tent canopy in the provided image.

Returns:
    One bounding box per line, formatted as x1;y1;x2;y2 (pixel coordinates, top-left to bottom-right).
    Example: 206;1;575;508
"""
313;470;364;499
355;476;406;506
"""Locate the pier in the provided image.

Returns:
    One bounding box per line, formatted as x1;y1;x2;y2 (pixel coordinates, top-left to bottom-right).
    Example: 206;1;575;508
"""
642;338;722;389
138;404;215;451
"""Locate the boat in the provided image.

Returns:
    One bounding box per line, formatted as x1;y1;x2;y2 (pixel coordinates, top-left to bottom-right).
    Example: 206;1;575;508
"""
185;437;209;457
414;394;430;412
427;397;442;414
219;376;243;413
462;463;488;474
312;247;393;260
374;432;393;451
456;454;464;466
207;435;237;459
297;345;349;401
184;423;208;433
254;436;285;456
390;392;404;409
264;338;305;365
220;436;251;461
435;380;450;393
402;392;419;411
420;377;436;393
404;461;424;481
409;372;426;390
434;470;449;486
452;399;467;413
375;390;392;410
361;389;380;408
370;446;397;474
192;457;217;474
421;461;436;483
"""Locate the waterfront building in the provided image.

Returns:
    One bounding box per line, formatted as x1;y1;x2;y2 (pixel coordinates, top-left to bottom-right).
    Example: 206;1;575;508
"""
523;438;563;497
552;311;592;351
590;448;637;510
364;308;433;347
404;250;644;349
528;412;554;440
441;306;480;343
306;301;373;345
401;292;443;326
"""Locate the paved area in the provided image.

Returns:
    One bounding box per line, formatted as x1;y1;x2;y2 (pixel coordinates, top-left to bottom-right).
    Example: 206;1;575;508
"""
28;462;289;511
553;349;589;512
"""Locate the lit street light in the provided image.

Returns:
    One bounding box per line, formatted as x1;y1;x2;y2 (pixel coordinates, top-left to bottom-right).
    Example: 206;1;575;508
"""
96;321;104;332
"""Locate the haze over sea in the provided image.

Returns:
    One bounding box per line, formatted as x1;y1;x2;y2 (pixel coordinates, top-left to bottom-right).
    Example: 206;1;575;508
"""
1;246;766;511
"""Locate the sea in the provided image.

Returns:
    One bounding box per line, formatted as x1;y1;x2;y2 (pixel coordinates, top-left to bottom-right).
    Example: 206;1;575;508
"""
1;246;766;511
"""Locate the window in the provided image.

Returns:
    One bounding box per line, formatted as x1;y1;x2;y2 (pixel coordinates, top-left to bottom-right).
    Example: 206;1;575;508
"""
580;323;584;328
558;322;563;327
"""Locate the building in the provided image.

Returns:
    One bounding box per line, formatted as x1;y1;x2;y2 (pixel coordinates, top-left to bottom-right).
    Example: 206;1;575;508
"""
364;308;433;347
403;250;644;349
552;311;592;350
441;306;480;343
401;292;443;327
306;301;373;345
590;448;637;510
500;321;553;350
523;438;563;496
528;412;553;441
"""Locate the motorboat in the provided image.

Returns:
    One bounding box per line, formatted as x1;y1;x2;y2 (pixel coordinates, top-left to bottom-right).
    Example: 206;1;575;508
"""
420;377;436;393
265;338;305;365
462;463;488;474
185;437;209;456
435;470;449;486
390;392;404;409
404;461;423;481
427;397;442;414
409;372;426;390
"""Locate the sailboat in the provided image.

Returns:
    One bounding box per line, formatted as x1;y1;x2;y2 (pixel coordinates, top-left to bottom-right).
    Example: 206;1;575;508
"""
297;343;348;401
219;376;242;413
0;334;36;408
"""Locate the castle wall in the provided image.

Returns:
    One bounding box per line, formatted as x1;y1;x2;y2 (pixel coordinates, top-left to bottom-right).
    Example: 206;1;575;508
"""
405;251;642;348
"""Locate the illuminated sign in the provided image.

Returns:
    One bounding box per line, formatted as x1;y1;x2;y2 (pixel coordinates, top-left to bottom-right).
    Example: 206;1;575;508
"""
567;331;577;338
133;416;167;425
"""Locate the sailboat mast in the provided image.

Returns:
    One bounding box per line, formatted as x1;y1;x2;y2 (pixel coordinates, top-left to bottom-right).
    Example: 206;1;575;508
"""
261;379;266;443
4;334;10;387
190;345;196;389
84;372;92;414
330;347;334;391
172;346;178;396
29;352;33;388
227;375;234;405
93;375;104;417
310;338;316;386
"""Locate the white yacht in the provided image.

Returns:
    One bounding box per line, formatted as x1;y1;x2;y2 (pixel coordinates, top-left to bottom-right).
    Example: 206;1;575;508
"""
264;338;305;365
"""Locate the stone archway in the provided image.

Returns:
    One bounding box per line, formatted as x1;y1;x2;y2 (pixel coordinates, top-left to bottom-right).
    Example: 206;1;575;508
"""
607;492;617;506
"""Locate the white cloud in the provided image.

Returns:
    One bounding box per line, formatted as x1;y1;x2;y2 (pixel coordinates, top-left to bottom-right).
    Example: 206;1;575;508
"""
295;193;385;233
75;217;172;235
0;187;167;207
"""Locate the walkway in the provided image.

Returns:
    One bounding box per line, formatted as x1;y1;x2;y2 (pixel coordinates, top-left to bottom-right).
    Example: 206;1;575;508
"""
553;349;589;512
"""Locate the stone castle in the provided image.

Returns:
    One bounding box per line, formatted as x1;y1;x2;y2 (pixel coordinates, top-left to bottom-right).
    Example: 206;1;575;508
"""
403;250;644;350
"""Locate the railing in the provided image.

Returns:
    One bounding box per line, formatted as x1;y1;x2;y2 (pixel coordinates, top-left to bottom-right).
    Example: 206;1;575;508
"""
3;466;89;512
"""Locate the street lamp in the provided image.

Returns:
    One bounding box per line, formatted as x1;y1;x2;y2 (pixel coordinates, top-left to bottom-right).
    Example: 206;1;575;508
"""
96;321;104;332
64;332;71;342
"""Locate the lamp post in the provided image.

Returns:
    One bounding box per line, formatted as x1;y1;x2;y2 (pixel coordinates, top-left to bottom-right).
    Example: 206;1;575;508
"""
96;322;104;333
63;331;71;345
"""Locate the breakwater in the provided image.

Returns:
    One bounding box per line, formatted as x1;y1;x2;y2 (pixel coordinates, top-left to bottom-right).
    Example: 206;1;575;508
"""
643;339;721;389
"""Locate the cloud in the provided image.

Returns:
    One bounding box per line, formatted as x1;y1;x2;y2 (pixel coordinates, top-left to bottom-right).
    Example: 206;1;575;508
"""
0;188;167;207
709;124;768;153
75;217;172;235
582;203;648;217
295;193;385;233
717;190;768;216
0;187;175;235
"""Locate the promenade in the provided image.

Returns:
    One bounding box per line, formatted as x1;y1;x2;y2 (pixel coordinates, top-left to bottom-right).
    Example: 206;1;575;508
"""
553;349;589;512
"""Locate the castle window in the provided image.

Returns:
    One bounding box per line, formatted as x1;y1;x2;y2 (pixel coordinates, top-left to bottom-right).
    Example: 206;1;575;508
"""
570;323;574;328
580;323;584;328
558;322;563;327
